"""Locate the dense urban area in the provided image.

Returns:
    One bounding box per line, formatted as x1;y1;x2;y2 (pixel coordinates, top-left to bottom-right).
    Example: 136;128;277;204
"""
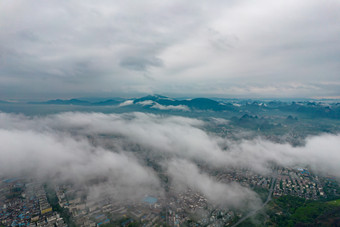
1;165;339;227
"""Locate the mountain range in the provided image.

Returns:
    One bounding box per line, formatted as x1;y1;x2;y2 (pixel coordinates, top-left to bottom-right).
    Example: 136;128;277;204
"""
0;95;337;118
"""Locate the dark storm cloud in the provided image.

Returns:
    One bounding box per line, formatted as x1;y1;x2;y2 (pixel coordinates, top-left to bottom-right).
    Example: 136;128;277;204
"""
0;0;339;98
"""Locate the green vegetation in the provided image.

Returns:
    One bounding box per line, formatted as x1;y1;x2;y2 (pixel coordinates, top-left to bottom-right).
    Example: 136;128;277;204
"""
238;211;268;227
267;195;340;226
100;217;143;227
290;202;332;224
323;179;340;200
44;184;77;227
97;224;115;227
272;195;306;214
327;199;340;206
253;187;270;203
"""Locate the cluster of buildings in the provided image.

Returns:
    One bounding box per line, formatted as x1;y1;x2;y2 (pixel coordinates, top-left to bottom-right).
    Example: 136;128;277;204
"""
165;188;238;227
216;169;272;189
55;184;167;226
213;166;328;201
0;178;66;227
167;189;207;226
1;166;336;227
273;168;325;199
54;182;239;227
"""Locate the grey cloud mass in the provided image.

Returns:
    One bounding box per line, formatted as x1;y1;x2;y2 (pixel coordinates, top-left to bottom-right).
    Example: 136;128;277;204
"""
1;111;340;208
166;159;261;210
0;0;339;99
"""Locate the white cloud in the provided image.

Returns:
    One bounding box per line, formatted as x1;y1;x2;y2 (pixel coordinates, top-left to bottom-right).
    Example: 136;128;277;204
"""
166;159;261;210
0;111;340;207
119;100;133;106
137;100;154;106
136;100;190;111
0;113;162;202
151;102;190;111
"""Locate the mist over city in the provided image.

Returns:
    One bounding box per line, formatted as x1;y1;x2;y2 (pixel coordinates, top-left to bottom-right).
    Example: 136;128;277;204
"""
1;1;340;226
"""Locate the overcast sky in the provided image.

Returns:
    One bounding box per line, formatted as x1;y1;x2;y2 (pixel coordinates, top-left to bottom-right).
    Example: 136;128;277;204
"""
1;0;339;100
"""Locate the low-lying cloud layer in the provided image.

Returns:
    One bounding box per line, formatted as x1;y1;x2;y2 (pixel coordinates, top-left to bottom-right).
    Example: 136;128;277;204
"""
0;111;339;208
166;159;261;210
0;121;161;202
136;100;190;111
